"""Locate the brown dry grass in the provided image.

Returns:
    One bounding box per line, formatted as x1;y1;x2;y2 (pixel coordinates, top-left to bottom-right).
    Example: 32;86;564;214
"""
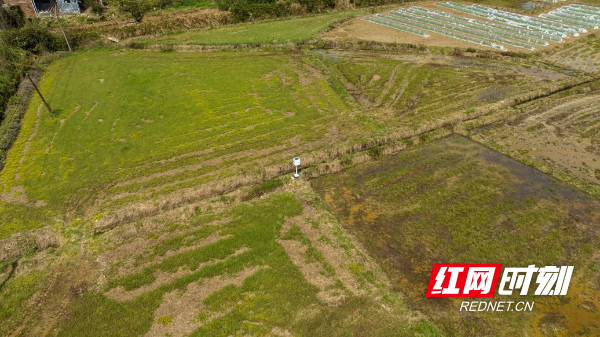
471;91;600;188
105;246;249;301
102;232;232;283
73;9;232;40
146;265;266;337
0;227;60;263
277;236;345;305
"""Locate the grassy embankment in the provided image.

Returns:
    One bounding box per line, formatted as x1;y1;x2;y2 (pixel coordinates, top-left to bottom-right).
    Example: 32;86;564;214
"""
136;11;359;45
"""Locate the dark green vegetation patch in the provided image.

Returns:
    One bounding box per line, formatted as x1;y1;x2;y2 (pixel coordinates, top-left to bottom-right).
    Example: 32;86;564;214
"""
313;135;600;336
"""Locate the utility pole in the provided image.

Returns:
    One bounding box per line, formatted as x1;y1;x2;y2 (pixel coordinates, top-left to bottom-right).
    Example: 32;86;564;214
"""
26;73;53;113
54;1;72;52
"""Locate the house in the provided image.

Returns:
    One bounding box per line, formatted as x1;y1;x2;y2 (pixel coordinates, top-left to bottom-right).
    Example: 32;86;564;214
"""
2;0;79;18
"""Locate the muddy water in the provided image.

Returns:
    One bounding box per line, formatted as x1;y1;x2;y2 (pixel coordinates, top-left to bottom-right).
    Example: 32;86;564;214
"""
312;135;600;336
531;279;600;336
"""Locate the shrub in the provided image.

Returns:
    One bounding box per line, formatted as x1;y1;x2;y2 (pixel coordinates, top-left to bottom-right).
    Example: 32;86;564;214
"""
68;30;100;49
155;0;174;8
113;0;154;23
413;319;440;336
0;44;28;116
217;0;291;22
126;41;146;49
2;24;65;53
80;0;106;15
216;0;350;22
156;315;173;325
298;0;334;12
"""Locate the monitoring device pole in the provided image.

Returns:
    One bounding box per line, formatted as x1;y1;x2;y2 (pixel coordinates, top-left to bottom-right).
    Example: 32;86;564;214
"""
26;73;52;113
293;157;300;179
54;2;72;52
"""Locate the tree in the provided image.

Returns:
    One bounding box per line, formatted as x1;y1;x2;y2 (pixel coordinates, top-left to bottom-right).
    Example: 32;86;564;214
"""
114;0;154;23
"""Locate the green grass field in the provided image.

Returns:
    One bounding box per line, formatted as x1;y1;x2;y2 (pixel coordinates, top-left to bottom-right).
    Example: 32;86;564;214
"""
137;11;359;46
1;7;598;334
0;49;370;239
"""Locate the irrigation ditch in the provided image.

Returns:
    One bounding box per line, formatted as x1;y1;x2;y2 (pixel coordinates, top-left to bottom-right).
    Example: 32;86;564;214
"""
0;72;40;172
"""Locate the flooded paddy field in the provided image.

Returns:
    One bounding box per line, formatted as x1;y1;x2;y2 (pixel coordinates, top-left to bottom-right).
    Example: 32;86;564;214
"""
312;135;600;336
